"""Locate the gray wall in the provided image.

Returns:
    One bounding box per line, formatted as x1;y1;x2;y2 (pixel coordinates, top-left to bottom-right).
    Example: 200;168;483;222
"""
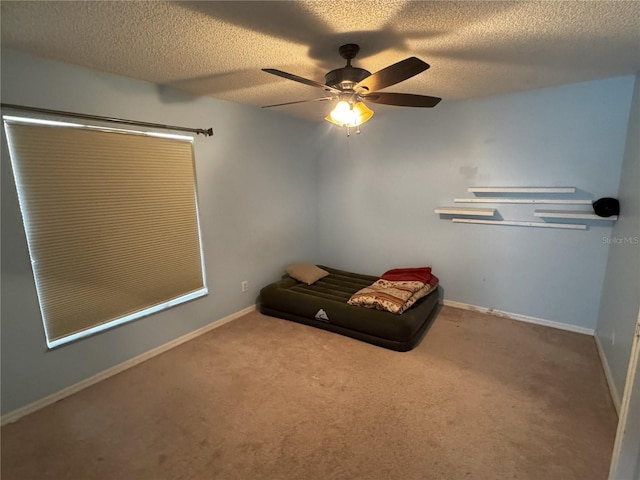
1;49;320;414
596;72;640;403
316;76;635;330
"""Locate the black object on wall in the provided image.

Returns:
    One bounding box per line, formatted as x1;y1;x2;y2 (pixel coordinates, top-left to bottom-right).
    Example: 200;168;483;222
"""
593;197;620;217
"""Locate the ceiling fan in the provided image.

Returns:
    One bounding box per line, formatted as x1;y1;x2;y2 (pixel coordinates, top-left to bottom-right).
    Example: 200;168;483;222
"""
262;44;441;133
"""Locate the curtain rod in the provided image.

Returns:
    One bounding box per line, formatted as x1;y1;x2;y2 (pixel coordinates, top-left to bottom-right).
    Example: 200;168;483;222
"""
0;103;213;137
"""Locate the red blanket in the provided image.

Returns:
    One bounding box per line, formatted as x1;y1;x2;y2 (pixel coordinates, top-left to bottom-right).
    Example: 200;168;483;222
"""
381;267;437;285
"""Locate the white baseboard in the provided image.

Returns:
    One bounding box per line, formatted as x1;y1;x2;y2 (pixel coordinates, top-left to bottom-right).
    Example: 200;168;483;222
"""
1;305;256;426
594;333;621;414
441;299;595;336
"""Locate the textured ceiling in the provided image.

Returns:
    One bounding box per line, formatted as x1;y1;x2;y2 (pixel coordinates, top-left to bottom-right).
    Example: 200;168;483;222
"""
2;1;640;121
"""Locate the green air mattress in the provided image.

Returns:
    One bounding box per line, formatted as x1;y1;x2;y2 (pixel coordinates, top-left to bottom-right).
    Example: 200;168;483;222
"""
259;266;440;352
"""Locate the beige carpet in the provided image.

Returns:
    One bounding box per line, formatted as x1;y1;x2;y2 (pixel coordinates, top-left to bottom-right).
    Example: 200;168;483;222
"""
1;306;617;480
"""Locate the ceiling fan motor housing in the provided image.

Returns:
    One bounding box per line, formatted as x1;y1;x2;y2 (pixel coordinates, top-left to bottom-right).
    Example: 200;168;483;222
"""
325;44;372;91
325;67;371;90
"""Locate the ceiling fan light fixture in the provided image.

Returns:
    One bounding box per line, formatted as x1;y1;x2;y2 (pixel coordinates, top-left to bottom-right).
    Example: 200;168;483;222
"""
328;100;352;124
325;101;374;128
352;101;374;126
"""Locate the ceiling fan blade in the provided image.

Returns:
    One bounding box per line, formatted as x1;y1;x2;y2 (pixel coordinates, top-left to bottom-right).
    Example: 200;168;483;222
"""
262;68;341;94
355;57;430;93
262;97;334;108
362;92;441;107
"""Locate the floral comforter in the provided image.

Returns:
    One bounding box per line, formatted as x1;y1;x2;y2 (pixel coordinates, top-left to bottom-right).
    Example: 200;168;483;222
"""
347;267;439;314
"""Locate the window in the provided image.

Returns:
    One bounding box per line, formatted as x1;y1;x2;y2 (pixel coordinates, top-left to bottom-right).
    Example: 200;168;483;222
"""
4;116;208;348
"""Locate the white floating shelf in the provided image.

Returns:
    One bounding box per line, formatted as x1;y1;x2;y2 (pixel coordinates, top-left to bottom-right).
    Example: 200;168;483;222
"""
434;207;496;216
454;197;592;205
452;218;587;230
468;186;576;193
534;209;617;220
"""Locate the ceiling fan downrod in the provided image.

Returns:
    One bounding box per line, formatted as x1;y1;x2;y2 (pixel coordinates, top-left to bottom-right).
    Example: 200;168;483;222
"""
325;44;371;90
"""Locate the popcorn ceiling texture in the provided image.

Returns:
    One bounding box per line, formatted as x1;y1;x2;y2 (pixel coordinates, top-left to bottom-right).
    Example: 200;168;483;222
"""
1;0;639;121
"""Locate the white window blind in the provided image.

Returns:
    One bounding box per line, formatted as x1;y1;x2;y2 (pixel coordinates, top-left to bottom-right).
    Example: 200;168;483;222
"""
4;116;208;348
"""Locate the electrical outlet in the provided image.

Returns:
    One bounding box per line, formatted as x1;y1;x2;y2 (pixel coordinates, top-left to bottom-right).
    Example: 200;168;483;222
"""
241;280;248;293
